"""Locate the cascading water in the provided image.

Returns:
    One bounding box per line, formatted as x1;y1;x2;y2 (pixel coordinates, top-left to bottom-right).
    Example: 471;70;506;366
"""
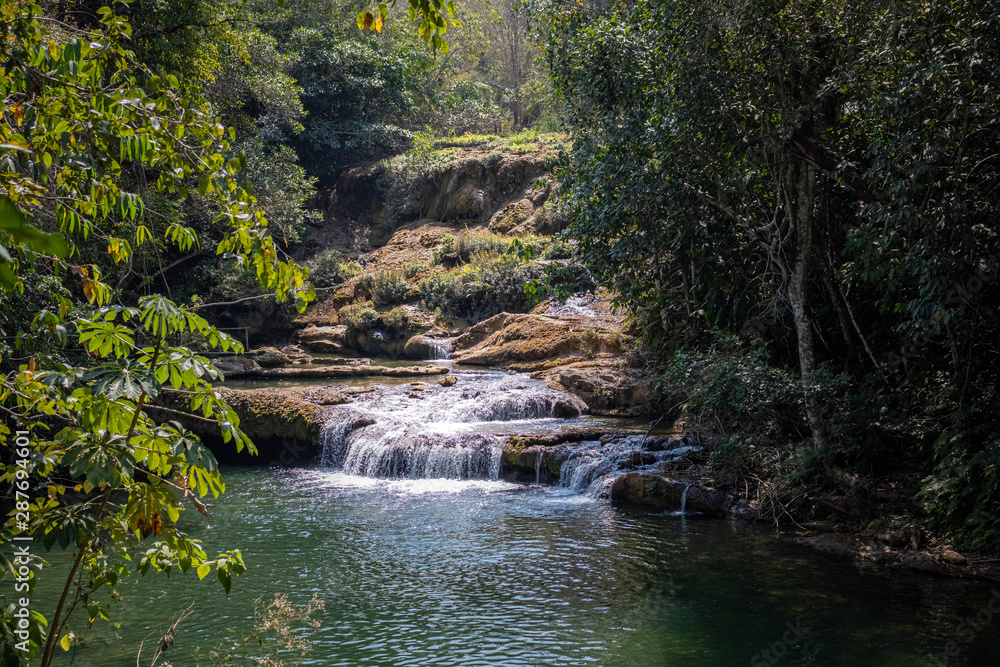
426;338;453;360
558;436;697;497
320;373;587;480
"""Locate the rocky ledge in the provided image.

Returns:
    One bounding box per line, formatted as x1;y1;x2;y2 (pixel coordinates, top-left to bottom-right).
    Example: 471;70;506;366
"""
609;473;749;517
792;531;1000;582
451;312;626;371
214;354;447;380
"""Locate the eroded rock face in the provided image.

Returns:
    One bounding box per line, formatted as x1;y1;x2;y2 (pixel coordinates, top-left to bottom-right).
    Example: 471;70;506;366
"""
451;313;625;371
532;361;654;416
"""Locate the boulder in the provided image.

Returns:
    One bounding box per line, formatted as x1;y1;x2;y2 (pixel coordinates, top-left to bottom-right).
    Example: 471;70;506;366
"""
451;313;625;371
279;345;313;364
404;334;433;359
439;375;457;387
249;346;290;368
940;549;967;565
609;474;728;515
532;361;654;416
488;198;534;234
298;324;348;353
213;356;261;379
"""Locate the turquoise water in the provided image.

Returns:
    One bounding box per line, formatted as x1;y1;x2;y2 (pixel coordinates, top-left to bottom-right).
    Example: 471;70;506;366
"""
35;468;1000;666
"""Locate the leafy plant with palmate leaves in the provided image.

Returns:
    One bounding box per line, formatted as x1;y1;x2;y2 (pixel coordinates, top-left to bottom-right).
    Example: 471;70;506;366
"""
3;296;253;664
0;2;313;665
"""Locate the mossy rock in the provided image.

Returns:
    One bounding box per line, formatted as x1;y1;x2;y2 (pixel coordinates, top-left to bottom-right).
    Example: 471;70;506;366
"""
488;199;534;234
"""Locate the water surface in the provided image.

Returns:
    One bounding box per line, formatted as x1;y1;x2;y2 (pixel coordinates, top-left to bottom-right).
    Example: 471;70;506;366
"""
39;468;1000;667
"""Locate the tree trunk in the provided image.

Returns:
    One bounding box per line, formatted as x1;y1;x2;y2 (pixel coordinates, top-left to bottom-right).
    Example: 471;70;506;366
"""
785;163;829;453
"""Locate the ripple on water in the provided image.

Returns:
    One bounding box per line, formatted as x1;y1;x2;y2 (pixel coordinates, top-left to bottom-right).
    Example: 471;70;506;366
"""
37;471;1000;667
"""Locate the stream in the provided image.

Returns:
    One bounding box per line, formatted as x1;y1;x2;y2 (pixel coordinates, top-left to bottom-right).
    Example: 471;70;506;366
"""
32;365;1000;666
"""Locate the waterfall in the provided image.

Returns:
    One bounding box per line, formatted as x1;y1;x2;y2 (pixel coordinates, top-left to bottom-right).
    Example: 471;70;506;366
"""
426;338;453;360
320;373;587;481
535;450;543;484
559;436;697;497
680;483;689;515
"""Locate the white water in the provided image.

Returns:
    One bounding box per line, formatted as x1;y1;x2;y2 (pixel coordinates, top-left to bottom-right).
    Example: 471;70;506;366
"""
319;371;696;495
320;373;588;480
558;436;698;496
426;337;453;360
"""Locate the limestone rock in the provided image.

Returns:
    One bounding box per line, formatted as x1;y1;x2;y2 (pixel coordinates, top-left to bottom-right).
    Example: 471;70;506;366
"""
609;474;728;515
439;375;457;387
451;313;623;370
532;361;653;415
940;549;967;565
213;356;261;379
249;346;290;368
404;334;433;359
259;365;448;379
298;324;348;353
488;198;534;234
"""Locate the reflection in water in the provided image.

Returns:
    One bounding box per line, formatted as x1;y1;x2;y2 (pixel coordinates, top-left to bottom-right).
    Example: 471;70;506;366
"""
38;468;1000;667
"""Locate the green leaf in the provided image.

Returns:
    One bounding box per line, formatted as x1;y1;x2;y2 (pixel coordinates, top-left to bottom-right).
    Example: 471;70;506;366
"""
0;195;70;259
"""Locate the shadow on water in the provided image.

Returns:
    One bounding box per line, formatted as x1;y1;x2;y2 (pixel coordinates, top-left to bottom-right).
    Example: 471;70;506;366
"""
31;467;1000;667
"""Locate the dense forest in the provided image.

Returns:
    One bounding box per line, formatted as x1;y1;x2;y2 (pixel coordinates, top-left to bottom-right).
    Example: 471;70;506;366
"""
1;0;998;663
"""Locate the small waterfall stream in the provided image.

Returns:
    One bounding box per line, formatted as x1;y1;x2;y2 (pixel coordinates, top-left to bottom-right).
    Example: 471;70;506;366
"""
426;338;454;360
320;373;587;480
318;371;696;496
556;435;697;497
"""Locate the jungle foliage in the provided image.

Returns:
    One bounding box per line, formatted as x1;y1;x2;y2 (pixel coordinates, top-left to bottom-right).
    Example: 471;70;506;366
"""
542;0;1000;549
0;0;560;662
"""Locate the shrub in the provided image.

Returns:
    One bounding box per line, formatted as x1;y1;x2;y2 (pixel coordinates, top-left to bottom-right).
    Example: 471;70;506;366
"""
434;230;548;265
380;306;413;338
402;261;427;279
419;254;545;321
356;270;412;308
659;336;807;450
339;301;380;334
305;249;350;288
338;301;419;358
